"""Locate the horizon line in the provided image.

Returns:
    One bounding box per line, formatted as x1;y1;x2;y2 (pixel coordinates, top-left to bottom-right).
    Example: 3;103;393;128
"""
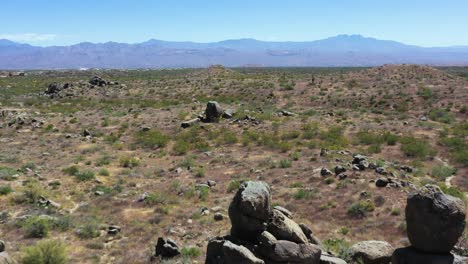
2;34;468;49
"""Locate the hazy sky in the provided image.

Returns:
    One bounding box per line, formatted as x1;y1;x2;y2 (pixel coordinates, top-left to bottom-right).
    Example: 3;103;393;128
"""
2;0;468;47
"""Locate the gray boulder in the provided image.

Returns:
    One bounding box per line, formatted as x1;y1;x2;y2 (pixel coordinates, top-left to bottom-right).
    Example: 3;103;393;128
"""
268;240;321;263
205;101;223;122
181;117;201;128
392;247;468;264
406;185;466;253
321;168;333;177
349;240;394;264
267;208;308;244
155;237;180;258
228;181;272;241
334;166;346;175
222;241;264;264
299;223;322;246
320;253;348;264
0;241;4;253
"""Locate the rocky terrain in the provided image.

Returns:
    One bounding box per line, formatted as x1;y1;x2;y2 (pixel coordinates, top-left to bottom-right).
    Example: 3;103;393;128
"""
0;65;467;263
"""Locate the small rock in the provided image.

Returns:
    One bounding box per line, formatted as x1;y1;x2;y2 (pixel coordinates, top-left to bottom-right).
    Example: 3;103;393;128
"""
214;213;224;221
320;168;333;177
155;237;180;258
334;166;346;175
375;178;389;187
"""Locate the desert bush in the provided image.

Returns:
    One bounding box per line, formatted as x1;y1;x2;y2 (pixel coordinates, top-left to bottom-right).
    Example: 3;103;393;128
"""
98;168;110;176
279;159;292;168
322;238;352;261
135;129;170;148
22;240;67;264
0;185;13;195
293;189;315;200
429;108;455;124
227;179;244;193
319;126;348;149
181;247;202;258
347;200;375;218
119;157;140;168
431;165;456;179
62;165;79;176
76;222;100;239
23;216;51;238
0;166;17;180
400;136;436;158
173;139;190;155
75;170;95;182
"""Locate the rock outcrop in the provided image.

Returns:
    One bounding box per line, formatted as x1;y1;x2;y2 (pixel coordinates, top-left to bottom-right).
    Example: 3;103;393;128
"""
206;181;336;264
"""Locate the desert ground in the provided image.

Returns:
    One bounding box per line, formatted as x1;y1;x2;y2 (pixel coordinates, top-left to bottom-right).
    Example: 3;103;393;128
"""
0;65;467;263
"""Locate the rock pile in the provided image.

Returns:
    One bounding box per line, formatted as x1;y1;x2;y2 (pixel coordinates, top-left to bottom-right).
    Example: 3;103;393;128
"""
392;185;467;264
206;181;344;264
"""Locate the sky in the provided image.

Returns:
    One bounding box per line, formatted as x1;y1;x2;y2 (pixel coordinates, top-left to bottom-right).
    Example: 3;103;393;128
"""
1;0;468;47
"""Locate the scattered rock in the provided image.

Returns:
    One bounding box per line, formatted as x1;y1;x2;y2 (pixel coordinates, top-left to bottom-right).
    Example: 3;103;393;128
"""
406;185;466;253
181;117;200;128
205;101;223;122
334;166;346;175
214;213;225;221
320;168;333;177
223;109;236;119
375;178;389;188
155;237;180;258
107;225;121;235
279;110;296;117
349;240;394;264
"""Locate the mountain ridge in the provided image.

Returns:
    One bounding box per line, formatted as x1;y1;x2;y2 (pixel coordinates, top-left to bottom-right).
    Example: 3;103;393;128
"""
1;35;468;69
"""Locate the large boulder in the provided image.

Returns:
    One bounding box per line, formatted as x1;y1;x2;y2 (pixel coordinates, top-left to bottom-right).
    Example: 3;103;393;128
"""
392;246;468;264
205;101;223;122
267;208;308;244
228;181;272;241
349;240;394;264
406;185;466;253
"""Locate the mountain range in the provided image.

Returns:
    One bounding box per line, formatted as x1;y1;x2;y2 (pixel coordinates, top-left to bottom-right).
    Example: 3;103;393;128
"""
1;35;468;69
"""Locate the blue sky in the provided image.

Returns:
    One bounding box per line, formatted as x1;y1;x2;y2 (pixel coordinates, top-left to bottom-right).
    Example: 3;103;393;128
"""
1;0;468;47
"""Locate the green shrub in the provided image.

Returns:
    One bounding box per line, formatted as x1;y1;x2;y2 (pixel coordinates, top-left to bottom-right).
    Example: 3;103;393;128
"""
76;222;100;239
320;126;349;149
135;129;170;148
22;240;68;264
194;167;205;178
431;165;456;179
75;170;95;182
322;238;352;261
144;193;167;206
62;165;79;176
347;200;375;218
400;137;436;158
279;159;292;168
221;131;238;144
0;185;13;195
227;179;244;193
23;216;51;238
23;181;44;203
173;139;190;155
437;184;465;200
0;166;17;180
119;157;140;168
98;168;110;176
95;155;111;166
293;189;315;200
181;247;202;258
429;108;455;124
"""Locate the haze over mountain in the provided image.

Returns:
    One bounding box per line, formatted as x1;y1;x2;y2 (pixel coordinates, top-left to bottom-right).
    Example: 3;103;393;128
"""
1;35;468;69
